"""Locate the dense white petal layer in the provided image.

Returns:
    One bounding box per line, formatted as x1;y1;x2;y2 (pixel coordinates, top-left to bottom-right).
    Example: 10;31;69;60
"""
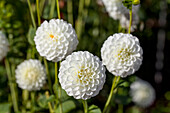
34;19;79;62
101;33;143;77
58;51;106;100
0;31;9;61
15;59;46;91
130;79;156;107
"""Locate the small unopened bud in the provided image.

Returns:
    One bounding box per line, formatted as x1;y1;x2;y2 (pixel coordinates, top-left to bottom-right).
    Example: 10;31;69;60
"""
132;0;140;5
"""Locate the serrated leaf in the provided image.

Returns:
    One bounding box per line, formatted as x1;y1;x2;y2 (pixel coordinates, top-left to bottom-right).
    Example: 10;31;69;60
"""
56;100;76;113
89;105;102;113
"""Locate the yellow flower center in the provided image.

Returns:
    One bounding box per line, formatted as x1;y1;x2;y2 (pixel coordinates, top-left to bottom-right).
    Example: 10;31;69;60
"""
77;67;93;84
50;34;54;38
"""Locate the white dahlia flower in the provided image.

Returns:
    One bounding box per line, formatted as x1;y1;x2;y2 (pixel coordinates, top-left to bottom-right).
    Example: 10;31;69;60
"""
58;51;106;100
15;59;46;91
102;0;127;20
0;31;9;61
120;6;140;32
101;33;143;77
130;79;156;107
34;19;79;62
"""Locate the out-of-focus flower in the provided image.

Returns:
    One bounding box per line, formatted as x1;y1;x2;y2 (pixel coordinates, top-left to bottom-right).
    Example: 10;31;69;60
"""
58;51;106;100
120;6;140;32
130;79;156;107
34;19;79;62
0;31;9;61
102;0;127;20
101;33;143;77
15;59;46;91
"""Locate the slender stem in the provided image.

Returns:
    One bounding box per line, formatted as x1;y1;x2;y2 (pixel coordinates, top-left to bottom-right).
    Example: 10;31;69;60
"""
55;62;58;84
36;0;41;26
76;0;84;39
44;58;53;94
45;91;54;113
5;58;19;113
56;0;61;19
31;92;35;113
103;76;120;113
67;0;73;25
49;0;56;19
128;9;132;34
27;0;36;28
82;100;88;113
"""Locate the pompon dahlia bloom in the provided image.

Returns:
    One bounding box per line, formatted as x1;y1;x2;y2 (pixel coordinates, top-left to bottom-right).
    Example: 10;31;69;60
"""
101;33;143;77
58;51;106;100
102;0;127;20
34;19;79;62
130;79;156;107
0;31;9;61
15;59;46;91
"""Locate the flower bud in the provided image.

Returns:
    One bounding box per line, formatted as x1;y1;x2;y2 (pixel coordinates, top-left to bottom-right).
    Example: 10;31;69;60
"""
132;0;140;5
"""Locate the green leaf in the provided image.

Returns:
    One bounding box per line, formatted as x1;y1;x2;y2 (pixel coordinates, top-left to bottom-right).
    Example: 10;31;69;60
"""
37;94;48;109
27;26;36;46
56;100;76;113
0;103;12;113
88;105;102;113
46;95;55;103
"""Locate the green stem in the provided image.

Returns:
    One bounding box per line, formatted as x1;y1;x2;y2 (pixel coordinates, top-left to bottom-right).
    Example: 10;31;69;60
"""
45;91;54;113
128;9;132;34
31;92;35;113
36;0;41;26
44;58;53;94
54;62;63;113
27;0;36;28
67;0;73;25
49;0;56;19
82;100;88;113
103;76;120;113
5;58;19;113
56;0;61;19
55;62;58;84
76;0;84;39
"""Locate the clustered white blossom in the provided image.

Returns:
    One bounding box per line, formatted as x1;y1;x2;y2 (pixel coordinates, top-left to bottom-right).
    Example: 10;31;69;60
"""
102;0;127;20
0;31;9;61
130;79;156;107
101;33;143;77
58;51;106;100
101;0;140;31
34;19;79;62
15;59;46;91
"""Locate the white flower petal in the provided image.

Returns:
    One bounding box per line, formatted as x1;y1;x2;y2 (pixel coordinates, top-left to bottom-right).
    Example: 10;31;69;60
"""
101;33;143;77
58;51;106;100
130;79;156;108
34;19;79;62
15;59;46;91
0;31;9;61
